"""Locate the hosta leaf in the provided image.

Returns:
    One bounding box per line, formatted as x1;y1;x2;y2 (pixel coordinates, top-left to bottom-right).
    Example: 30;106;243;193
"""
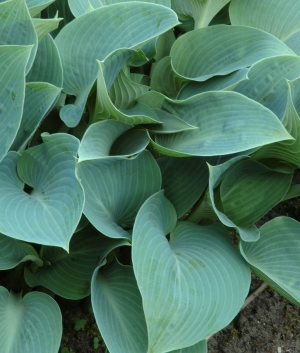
68;0;171;18
0;134;84;250
92;58;160;126
0;0;38;73
55;2;179;127
10;82;61;152
0;233;42;270
220;159;293;227
26;0;55;17
178;68;249;100
132;191;250;352
230;0;300;55
151;91;292;157
0;46;32;163
25;225;126;299
77;150;161;240
44;0;74;38
109;69;149;110
78;120;149;161
0;288;62;353
208;156;260;241
157;156;219;217
137;90;166;109
170;25;295;82
171;340;207;353
240;217;300;306
32;17;63;41
92;259;148;353
234;56;300;120
26;34;63;88
150;56;189;98
171;0;231;29
252;78;300;167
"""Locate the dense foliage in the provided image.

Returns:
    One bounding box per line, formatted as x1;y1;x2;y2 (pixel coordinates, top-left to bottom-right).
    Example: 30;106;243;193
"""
1;0;300;352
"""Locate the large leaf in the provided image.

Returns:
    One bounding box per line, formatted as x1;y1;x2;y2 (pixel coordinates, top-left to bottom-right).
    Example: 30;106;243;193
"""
178;68;249;100
0;46;32;162
219;159;293;227
252;78;300;167
240;217;300;306
234;55;300;120
157;155;218;217
55;2;179;127
77;150;161;240
10;82;61;152
207;156;260;241
0;0;38;73
0;233;42;270
170;25;295;82
230;0;300;55
0;287;62;353
68;0;171;17
92;259;148;353
0;134;84;250
132;191;250;352
171;0;231;29
150;91;292;157
25;225;126;299
26;34;63;87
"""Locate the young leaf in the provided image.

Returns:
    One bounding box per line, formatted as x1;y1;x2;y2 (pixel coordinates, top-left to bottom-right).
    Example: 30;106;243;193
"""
26;0;55;17
92;260;148;353
0;288;62;353
132;191;250;352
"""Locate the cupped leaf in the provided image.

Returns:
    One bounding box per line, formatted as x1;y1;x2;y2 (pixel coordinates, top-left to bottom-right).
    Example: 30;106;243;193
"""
26;34;63;88
208;157;260;241
32;17;63;41
25;225;126;299
252;78;300;167
26;0;55;17
0;134;84;250
132;191;250;352
10;82;61;152
55;2;179;127
68;0;171;18
0;233;42;270
240;217;300;306
92;259;148;353
77;150;161;240
171;0;231;29
230;0;300;55
151;91;292;157
178;68;249;100
170;25;295;82
0;45;32;162
150;56;189;98
0;287;62;353
0;0;38;73
220;159;293;227
157;155;219;217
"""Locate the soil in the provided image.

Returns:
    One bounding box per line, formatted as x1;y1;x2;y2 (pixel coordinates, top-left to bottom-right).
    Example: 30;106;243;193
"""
57;173;300;353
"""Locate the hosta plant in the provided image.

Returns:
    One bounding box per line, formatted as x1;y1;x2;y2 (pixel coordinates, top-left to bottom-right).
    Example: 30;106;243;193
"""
1;0;300;352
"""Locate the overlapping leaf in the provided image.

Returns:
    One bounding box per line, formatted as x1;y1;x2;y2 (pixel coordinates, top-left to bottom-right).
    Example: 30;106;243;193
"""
170;25;295;82
132;191;250;352
92;259;148;353
32;17;63;41
0;0;38;73
240;217;300;306
230;0;300;55
0;288;62;353
171;0;231;29
55;2;179;127
68;0;171;18
25;225;126;299
26;0;55;17
0;134;84;250
0;46;32;162
151;91;292;157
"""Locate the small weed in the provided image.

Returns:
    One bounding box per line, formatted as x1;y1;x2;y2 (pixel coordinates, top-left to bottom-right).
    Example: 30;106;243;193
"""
61;348;75;353
74;318;87;331
93;337;99;349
